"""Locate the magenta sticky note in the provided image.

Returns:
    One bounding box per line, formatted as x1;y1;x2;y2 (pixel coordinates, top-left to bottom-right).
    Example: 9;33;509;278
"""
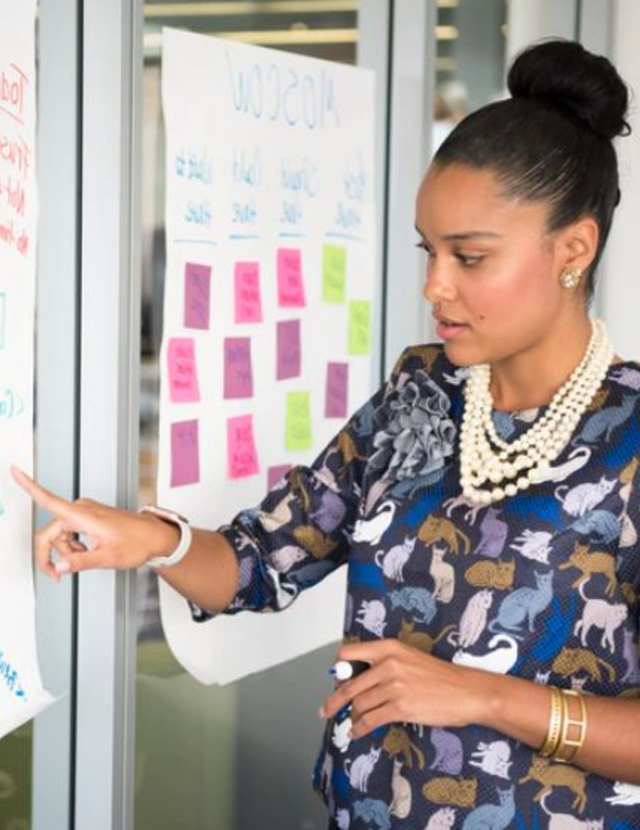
234;262;263;323
227;415;260;479
277;248;306;308
224;337;253;399
268;464;292;490
167;338;200;403
170;420;200;487
325;362;349;418
276;319;301;380
184;262;211;329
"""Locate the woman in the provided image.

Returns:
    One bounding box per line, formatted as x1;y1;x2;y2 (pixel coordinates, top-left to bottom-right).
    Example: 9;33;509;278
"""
14;40;640;828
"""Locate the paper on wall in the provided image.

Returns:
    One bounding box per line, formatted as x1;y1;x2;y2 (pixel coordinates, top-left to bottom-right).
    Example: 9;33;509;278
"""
0;0;55;736
158;28;376;684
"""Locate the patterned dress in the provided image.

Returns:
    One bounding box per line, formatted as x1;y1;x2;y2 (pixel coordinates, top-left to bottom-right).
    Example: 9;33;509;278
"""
198;343;640;829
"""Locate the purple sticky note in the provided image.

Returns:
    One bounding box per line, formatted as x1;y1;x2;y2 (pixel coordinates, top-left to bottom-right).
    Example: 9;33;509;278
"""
184;262;211;329
167;338;200;403
277;248;306;308
325;362;349;418
170;420;200;487
234;262;263;323
268;464;292;490
277;319;301;380
227;414;260;479
224;337;253;399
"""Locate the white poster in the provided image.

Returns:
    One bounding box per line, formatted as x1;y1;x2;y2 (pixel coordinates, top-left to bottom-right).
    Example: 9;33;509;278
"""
0;0;54;735
158;28;376;684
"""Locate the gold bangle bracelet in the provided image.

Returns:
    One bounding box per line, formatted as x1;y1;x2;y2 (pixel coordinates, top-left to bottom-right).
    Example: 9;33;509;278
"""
539;686;563;758
553;689;588;764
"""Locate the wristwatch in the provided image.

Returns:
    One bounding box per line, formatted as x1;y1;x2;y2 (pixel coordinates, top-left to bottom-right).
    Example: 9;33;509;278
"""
139;505;193;568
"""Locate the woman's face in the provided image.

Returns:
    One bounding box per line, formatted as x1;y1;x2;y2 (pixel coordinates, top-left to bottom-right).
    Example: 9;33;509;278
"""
415;163;576;367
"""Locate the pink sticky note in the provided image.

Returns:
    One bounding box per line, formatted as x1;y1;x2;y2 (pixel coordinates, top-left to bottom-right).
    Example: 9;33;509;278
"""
227;415;260;479
224;337;253;399
170;420;200;487
325;362;349;418
276;319;301;380
277;248;306;308
268;464;292;490
184;262;211;329
234;262;263;323
167;338;200;403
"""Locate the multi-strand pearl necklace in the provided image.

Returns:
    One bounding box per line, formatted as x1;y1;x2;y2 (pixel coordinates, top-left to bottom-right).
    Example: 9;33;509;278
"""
459;318;614;505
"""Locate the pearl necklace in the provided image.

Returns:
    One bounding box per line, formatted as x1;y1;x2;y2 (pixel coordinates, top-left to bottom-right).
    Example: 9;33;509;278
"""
459;318;613;505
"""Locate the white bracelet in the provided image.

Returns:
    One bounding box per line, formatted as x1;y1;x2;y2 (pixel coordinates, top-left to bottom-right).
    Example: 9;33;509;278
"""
139;505;193;568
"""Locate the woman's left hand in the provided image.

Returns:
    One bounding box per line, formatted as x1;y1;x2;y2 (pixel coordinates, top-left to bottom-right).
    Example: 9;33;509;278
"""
319;639;491;740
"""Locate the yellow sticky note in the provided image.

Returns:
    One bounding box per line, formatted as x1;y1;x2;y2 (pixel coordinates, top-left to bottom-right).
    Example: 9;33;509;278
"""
285;391;313;452
348;300;372;355
322;244;347;303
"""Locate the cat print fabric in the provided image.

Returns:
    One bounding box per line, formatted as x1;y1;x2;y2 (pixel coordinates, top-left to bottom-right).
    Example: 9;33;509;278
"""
193;344;640;829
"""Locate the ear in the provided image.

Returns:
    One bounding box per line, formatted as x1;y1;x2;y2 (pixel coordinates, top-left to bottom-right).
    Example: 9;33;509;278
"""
557;215;600;272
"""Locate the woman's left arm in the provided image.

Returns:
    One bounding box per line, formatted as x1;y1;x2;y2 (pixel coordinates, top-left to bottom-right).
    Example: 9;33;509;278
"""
320;639;640;785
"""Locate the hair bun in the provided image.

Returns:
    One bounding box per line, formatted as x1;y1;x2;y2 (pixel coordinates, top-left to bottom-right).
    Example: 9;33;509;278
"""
507;39;631;140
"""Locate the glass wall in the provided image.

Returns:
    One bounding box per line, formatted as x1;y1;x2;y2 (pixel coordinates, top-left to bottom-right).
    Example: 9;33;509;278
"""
136;3;360;828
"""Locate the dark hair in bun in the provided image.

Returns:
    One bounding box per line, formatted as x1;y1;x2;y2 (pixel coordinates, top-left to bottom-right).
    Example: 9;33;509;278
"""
433;38;631;297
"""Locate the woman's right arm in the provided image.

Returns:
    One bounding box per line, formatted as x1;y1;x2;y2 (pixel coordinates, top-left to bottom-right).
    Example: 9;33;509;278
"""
11;466;239;614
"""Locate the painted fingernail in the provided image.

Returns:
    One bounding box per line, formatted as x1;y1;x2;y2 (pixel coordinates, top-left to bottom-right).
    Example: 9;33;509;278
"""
318;706;325;718
55;560;71;575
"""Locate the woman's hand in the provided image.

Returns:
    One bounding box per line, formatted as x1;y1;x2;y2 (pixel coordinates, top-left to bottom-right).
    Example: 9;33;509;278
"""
319;639;490;740
11;466;178;579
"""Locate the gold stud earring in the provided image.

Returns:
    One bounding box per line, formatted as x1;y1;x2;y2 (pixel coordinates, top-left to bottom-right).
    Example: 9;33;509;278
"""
559;267;583;289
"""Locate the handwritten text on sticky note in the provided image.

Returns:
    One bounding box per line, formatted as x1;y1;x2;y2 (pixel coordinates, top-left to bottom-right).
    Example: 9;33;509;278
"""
227;414;260;479
167;338;200;403
276;319;301;380
277;248;306;307
184;262;211;329
325;362;349;418
234;262;263;323
171;420;200;487
285;392;312;452
224;337;253;399
322;244;347;303
348;300;372;355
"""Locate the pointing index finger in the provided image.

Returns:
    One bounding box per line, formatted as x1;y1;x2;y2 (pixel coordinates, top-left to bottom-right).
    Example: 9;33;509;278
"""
10;466;75;521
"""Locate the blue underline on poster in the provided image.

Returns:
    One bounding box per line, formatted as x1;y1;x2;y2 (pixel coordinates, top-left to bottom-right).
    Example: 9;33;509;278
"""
278;232;307;239
173;238;218;247
229;233;260;240
325;231;364;242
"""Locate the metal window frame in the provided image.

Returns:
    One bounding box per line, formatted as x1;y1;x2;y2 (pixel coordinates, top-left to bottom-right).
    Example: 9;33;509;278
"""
32;0;81;826
73;0;142;827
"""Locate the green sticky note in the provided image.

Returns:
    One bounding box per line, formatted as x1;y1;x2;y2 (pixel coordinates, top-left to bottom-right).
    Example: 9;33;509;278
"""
322;244;347;303
285;392;313;452
348;300;372;355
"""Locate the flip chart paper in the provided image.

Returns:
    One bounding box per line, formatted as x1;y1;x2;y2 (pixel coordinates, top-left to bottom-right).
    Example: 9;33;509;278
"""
0;0;55;738
234;262;262;323
184;262;211;329
158;29;376;684
276;319;301;381
168;337;200;403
